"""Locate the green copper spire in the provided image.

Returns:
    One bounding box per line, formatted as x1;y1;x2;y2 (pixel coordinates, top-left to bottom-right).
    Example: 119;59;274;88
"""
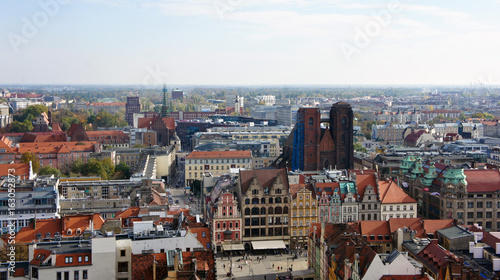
161;84;169;117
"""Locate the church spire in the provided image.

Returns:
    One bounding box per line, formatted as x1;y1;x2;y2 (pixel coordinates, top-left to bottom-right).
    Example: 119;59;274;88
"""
161;84;169;117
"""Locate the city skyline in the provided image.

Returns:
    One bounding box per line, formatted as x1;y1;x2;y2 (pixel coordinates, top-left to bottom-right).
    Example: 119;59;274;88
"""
1;0;500;86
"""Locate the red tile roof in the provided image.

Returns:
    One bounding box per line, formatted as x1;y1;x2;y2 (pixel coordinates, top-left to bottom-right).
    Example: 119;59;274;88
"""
405;130;426;143
464;169;500;193
116;207;141;219
0;163;29;177
137;117;155;129
16;141;98;154
188;226;210;249
132;253;168;280
30;249;53;265
416;242;458;275
358;221;391;242
239;168;288;195
379;180;417;204
0;136;15;153
481;232;500;248
12;214;104;244
356;173;378;198
186;150;252;159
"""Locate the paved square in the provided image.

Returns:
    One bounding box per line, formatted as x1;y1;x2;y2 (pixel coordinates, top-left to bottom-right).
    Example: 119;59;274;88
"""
216;252;313;279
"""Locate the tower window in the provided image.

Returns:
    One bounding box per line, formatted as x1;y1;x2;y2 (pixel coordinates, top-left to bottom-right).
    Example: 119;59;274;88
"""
309;117;313;126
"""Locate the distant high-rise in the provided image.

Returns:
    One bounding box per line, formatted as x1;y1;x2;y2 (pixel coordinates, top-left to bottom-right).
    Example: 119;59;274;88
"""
171;89;184;100
126;96;140;126
161;85;169;118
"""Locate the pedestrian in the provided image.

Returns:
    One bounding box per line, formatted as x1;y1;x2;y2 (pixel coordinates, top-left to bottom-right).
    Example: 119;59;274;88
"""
272;263;274;268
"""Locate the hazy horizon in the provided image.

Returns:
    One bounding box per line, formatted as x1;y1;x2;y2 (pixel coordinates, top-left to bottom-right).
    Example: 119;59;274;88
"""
2;0;500;86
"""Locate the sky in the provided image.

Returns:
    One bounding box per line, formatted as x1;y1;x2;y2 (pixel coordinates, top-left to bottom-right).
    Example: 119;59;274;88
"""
1;0;500;86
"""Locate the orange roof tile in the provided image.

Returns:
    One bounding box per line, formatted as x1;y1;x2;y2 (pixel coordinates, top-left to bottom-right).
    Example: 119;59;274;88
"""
464;169;500;193
379;180;416;204
359;221;391;242
0;163;29;177
186;150;252;159
356;173;378;198
116;207;141;219
0;136;15;153
423;219;455;236
16;141;98;154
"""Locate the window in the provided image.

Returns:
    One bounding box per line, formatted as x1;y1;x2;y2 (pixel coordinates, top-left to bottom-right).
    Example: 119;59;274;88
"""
118;262;128;273
82;270;88;280
309;117;314;126
487;201;493;208
57;272;62;280
65;256;73;263
78;256;82;262
64;271;69;280
121;250;126;257
468;202;474;208
468;212;474;218
74;271;79;280
477;212;483;218
84;255;89;262
477;202;483;208
487;212;492;218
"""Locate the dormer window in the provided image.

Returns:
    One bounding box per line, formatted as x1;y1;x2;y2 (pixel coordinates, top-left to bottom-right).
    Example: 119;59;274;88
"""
67;229;72;235
76;228;81;235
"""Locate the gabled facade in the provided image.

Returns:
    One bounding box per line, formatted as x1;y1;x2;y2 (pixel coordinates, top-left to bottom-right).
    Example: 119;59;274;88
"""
379;180;417;221
239;169;290;249
290;184;317;250
212;192;242;252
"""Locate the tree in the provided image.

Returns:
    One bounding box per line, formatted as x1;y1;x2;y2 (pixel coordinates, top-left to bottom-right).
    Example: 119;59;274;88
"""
20;152;40;172
38;165;62;177
354;142;367;153
191;180;202;196
115;162;131;178
21;105;48;122
9;120;33;132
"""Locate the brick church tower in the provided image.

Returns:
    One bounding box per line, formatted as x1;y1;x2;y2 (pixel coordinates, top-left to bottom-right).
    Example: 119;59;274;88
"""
327;102;354;170
292;108;321;171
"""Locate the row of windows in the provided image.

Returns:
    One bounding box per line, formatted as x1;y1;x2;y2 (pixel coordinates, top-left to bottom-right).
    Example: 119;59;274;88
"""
216;221;239;229
461;212;495;219
292;219;315;226
292;202;316;207
187;158;251;164
64;255;89;263
245;206;289;215
56;270;88;280
383;205;414;211
245;196;286;204
244;216;289;226
244;227;289;237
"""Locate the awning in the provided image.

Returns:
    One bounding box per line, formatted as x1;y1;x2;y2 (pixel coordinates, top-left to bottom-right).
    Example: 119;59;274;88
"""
251;240;286;250
222;243;245;251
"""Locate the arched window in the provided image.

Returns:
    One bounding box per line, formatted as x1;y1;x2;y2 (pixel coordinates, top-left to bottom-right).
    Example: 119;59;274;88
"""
284;197;288;203
275;197;282;203
252;198;259;204
268;207;274;214
245;208;250;215
269;198;273;204
217;223;220;229
261;198;266;204
283;206;289;214
309;117;314;126
261;207;266;215
67;229;72;235
245;198;250;205
252;207;259;215
275;207;282;214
